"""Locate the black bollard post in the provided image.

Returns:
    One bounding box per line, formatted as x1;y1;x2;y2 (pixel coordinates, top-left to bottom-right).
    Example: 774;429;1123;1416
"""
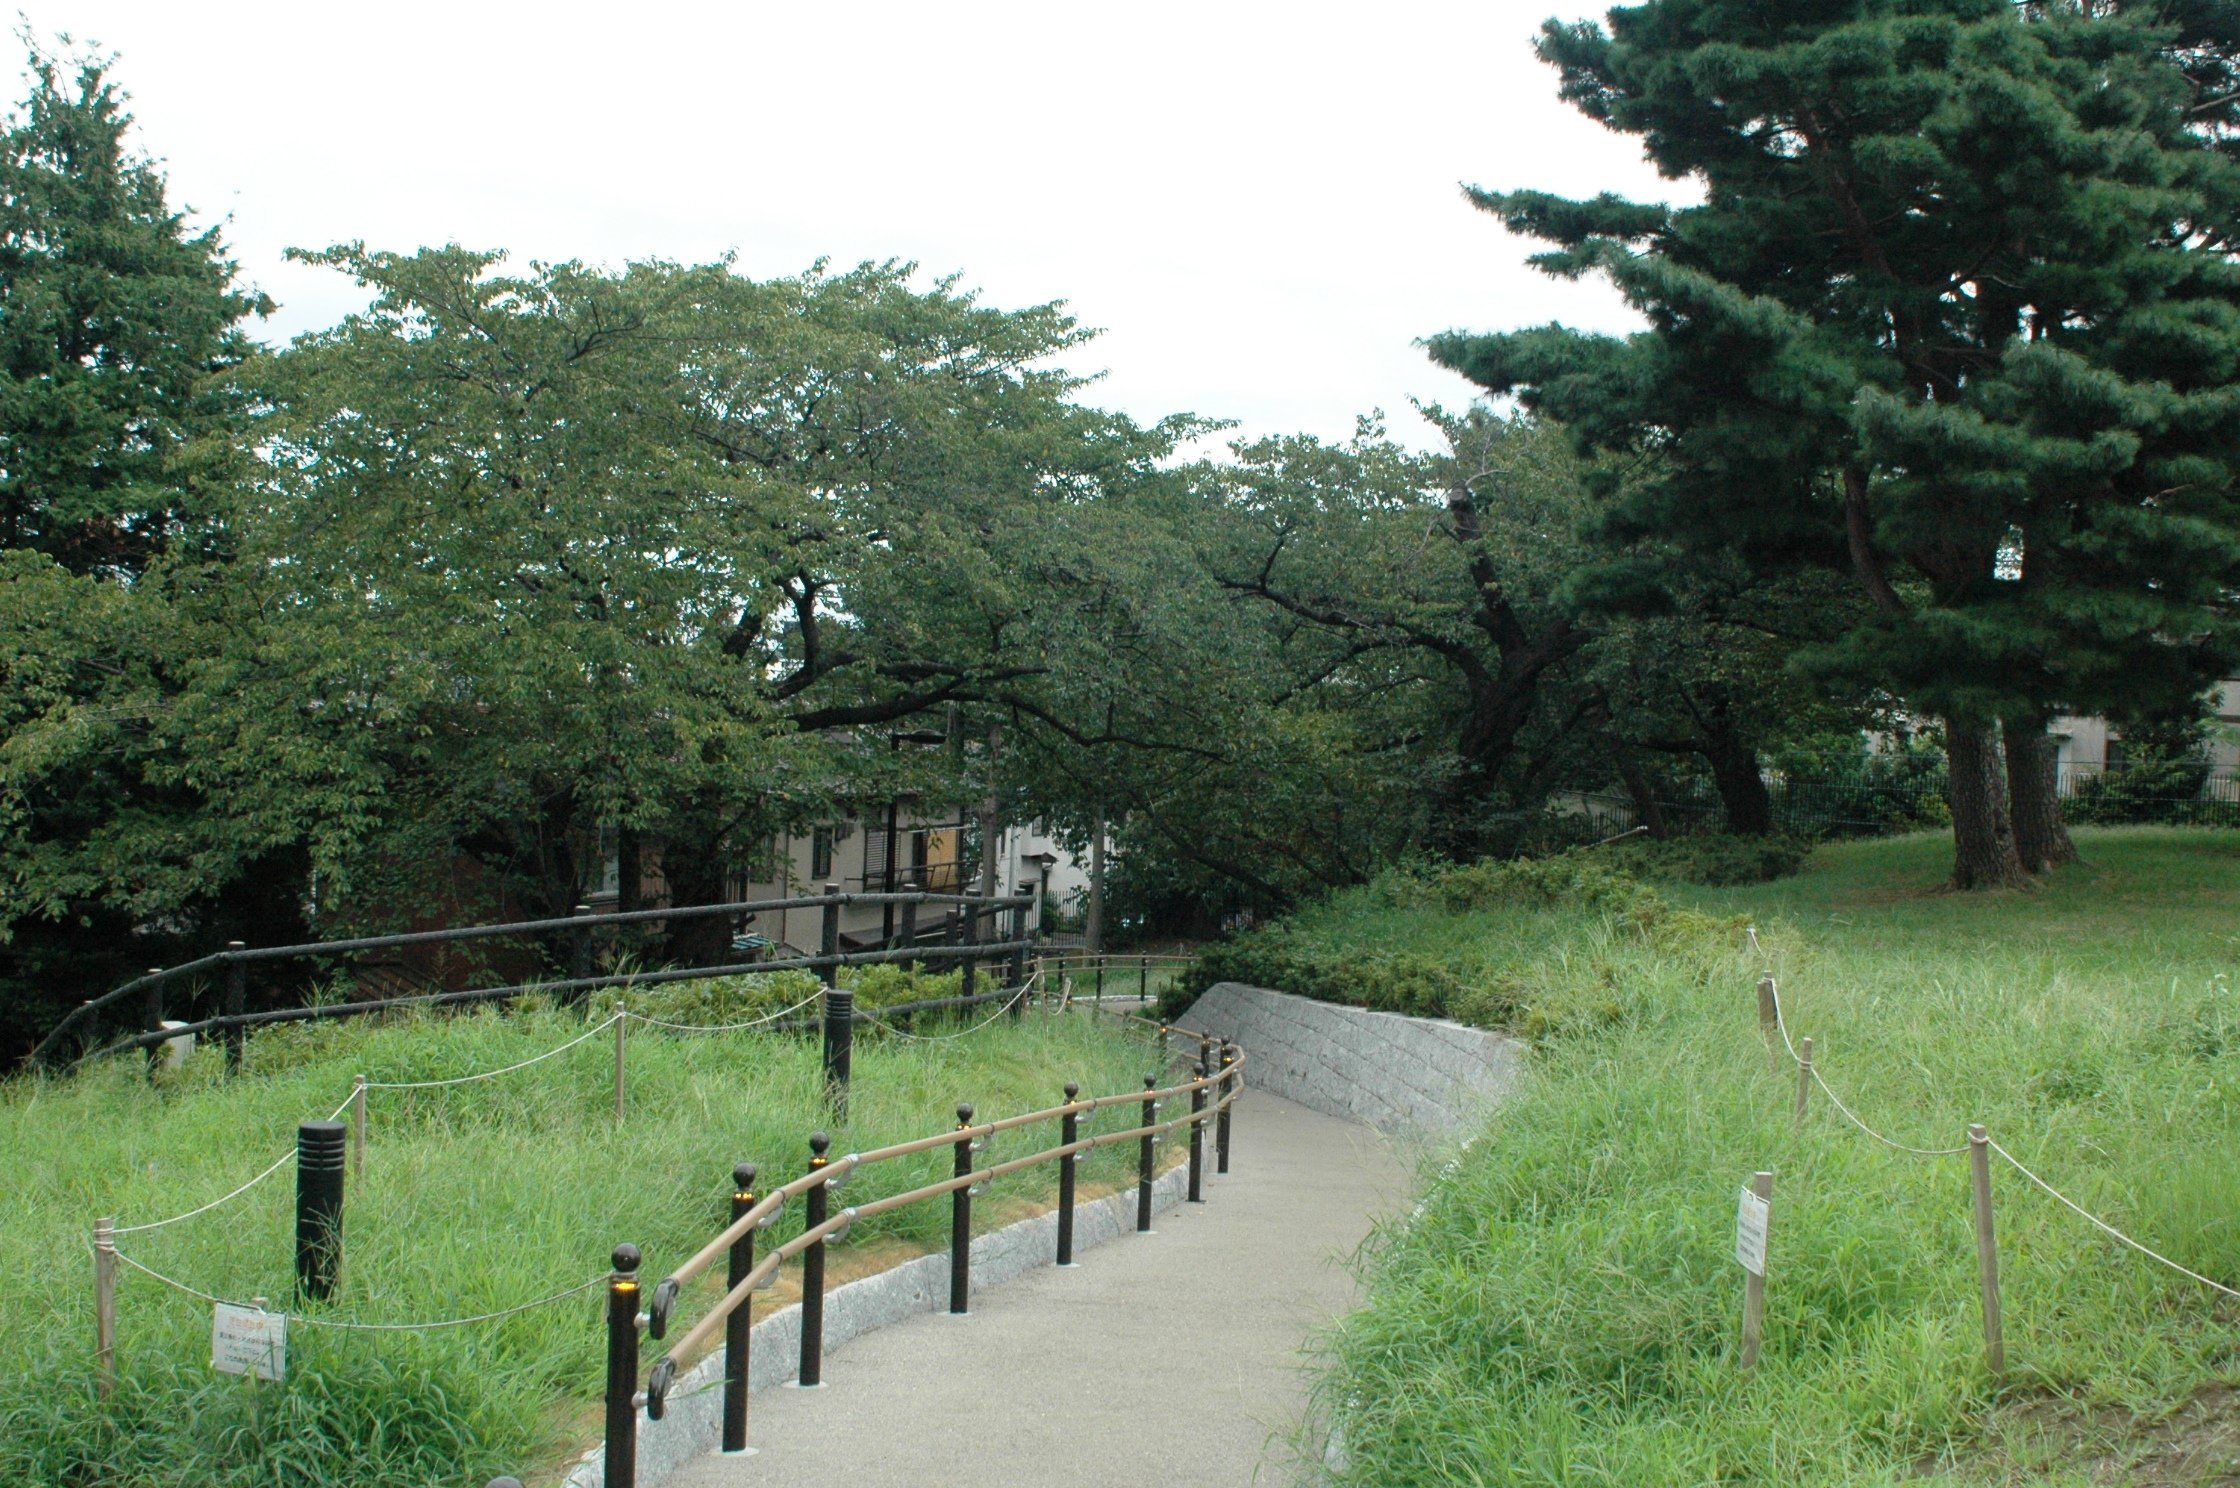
1189;1042;1209;1204
900;897;917;949
950;1103;974;1314
722;1163;756;1454
143;968;165;1079
1094;957;1105;1006
605;1243;642;1488
570;904;595;1008
1137;1074;1157;1233
1008;900;1027;1007
1217;1042;1235;1174
960;901;978;1002
295;1120;347;1301
223;945;246;1077
799;1133;830;1387
1057;1083;1081;1265
821;986;854;1124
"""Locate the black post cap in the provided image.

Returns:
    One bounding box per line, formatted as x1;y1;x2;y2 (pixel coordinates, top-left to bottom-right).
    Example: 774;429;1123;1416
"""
809;1131;831;1157
956;1101;975;1125
1064;1081;1079;1100
734;1162;757;1190
611;1242;641;1274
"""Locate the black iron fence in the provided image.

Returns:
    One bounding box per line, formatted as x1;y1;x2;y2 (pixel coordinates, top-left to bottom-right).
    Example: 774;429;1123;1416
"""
28;887;1038;1072
1564;755;2240;841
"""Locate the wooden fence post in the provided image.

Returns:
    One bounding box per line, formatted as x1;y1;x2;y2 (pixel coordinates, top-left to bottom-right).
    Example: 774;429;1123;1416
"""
93;1216;116;1397
1793;1037;1814;1127
1757;975;1778;1071
613;1002;628;1123
350;1074;367;1179
1740;1170;1773;1370
1969;1123;2005;1375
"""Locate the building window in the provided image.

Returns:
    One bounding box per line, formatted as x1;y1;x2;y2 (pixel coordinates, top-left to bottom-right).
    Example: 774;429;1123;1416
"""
811;826;834;882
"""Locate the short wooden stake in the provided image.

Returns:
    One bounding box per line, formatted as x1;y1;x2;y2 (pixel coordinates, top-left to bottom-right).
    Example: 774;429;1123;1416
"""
1756;975;1778;1070
1793;1037;1814;1127
350;1075;367;1180
1969;1123;2005;1376
93;1216;117;1397
613;1002;628;1123
1740;1170;1773;1370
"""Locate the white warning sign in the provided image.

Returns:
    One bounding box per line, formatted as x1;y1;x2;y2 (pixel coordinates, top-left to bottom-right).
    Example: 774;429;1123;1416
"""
212;1301;287;1381
1735;1186;1769;1277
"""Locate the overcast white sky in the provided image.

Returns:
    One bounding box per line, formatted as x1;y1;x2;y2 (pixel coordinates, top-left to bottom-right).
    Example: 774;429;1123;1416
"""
47;0;1666;451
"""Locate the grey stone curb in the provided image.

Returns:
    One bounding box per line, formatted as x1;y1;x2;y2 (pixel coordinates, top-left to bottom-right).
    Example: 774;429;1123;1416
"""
562;1163;1195;1488
1179;982;1524;1137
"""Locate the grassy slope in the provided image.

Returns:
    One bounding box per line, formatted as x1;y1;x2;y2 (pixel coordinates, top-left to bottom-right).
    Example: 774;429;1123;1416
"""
1;1003;1161;1488
1312;828;2240;1485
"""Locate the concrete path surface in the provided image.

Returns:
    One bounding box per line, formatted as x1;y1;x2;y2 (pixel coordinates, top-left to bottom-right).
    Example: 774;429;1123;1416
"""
669;1091;1405;1488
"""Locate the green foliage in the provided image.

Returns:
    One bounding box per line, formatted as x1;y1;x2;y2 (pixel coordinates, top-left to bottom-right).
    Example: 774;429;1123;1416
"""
1611;833;1814;886
1440;0;2240;881
0;1004;1157;1485
1180;852;1742;1039
1316;828;2240;1485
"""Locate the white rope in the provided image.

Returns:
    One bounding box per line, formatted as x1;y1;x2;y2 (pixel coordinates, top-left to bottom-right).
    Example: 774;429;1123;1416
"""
1988;1139;2240;1301
360;1012;623;1090
112;1149;295;1235
109;1248;606;1329
859;983;1033;1041
1767;979;1966;1157
110;1091;356;1236
625;988;824;1035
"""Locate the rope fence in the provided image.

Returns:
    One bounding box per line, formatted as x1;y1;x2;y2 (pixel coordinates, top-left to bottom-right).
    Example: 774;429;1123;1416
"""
80;961;1190;1417
1743;926;2240;1377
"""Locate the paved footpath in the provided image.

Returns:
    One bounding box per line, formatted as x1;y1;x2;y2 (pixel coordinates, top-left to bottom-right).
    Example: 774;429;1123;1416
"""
670;1091;1406;1488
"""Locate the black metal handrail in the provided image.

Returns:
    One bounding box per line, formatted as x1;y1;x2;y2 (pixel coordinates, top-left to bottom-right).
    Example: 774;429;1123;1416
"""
31;888;1034;1069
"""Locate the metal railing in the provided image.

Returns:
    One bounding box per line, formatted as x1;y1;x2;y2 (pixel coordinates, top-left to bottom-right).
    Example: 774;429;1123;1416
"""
29;886;1037;1072
575;1028;1246;1487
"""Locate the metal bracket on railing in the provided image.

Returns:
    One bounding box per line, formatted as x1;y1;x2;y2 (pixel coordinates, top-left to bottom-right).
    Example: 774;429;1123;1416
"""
968;1137;988;1154
830;1206;857;1242
826;1158;859;1192
757;1193;787;1228
644;1356;677;1420
967;1180;990;1198
647;1278;680;1340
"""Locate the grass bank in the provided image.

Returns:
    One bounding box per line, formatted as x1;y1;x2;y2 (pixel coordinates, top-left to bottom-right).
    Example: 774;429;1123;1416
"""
1;998;1161;1487
1294;828;2240;1484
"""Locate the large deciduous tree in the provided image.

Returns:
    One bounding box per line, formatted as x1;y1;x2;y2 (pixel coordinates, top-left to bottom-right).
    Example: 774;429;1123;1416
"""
1435;0;2240;888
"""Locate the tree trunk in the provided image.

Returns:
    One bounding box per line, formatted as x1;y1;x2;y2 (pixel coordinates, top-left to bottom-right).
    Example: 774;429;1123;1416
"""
1945;715;2031;890
1702;732;1774;838
1609;739;1671;839
1085;800;1106;953
2002;714;2078;874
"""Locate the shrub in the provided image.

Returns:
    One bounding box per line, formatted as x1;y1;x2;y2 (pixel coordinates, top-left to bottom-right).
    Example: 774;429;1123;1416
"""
1610;832;1812;886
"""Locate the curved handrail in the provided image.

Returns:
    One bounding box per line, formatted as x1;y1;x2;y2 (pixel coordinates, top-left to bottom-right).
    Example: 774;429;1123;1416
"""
643;1051;1247;1396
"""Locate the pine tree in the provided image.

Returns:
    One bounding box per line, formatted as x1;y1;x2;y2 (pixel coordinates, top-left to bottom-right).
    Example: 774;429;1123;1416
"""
0;38;266;575
1436;0;2240;888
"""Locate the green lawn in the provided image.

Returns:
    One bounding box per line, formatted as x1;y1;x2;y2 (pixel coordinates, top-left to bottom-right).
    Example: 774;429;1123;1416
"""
0;1000;1162;1487
1308;828;2240;1485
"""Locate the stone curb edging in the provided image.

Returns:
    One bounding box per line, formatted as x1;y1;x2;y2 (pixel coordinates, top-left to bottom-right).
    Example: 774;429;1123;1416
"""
562;1162;1196;1488
1178;982;1523;1136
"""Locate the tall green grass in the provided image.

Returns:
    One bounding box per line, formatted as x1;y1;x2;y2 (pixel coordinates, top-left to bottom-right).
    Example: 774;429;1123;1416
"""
1312;828;2240;1485
1;1000;1162;1487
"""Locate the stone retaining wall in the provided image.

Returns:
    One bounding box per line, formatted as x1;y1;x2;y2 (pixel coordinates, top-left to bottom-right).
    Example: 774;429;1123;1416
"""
1177;982;1523;1135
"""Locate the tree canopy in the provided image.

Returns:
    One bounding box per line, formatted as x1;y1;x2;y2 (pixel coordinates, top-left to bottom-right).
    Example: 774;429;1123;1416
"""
1434;0;2240;886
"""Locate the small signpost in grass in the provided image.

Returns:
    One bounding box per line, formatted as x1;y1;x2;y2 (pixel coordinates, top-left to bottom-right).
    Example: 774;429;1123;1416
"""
212;1299;286;1382
1737;1171;1772;1369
